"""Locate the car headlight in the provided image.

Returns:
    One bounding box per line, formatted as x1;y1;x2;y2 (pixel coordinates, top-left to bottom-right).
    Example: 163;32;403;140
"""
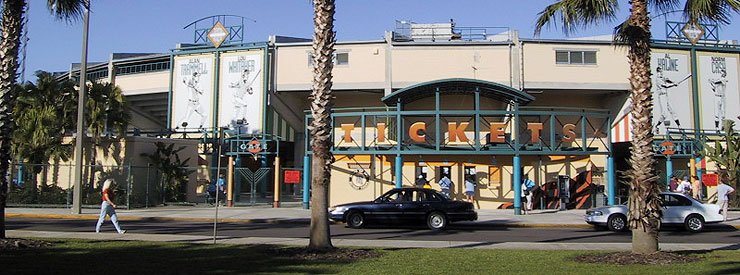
586;210;603;216
329;206;348;212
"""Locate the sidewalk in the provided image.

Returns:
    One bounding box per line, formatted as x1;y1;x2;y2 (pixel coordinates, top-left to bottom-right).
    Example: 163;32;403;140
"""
7;205;740;228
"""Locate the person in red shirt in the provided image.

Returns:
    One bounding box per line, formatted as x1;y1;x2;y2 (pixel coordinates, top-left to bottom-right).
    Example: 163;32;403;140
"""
95;179;125;234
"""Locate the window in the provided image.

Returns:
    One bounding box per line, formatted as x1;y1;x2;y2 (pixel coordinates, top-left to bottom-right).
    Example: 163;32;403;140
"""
555;50;597;65
307;51;350;66
336;52;349;65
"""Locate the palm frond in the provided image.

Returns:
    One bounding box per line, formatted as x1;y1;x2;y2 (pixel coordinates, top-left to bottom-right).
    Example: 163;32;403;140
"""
46;0;86;23
684;0;740;24
534;0;620;37
650;0;681;14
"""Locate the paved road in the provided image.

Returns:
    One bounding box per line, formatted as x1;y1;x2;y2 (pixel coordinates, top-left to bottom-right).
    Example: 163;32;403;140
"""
8;218;740;244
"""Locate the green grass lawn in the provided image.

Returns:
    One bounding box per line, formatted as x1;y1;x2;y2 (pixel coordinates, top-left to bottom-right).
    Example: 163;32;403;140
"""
1;239;739;275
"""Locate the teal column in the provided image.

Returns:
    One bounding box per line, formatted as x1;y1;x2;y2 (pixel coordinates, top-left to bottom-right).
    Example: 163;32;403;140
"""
696;157;703;180
513;155;522;215
607;156;616;205
260;156;267;197
234;156;241;202
303;155;310;209
666;156;673;189
395;155;403;188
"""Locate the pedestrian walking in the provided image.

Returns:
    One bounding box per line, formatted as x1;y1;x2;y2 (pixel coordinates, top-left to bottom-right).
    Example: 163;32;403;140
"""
691;175;703;200
464;175;476;205
439;174;453;198
95;179;126;234
717;179;736;221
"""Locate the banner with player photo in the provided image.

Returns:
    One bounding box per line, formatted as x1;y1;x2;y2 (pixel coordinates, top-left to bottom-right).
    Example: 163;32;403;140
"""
698;53;740;132
650;51;692;135
170;55;215;129
218;50;264;133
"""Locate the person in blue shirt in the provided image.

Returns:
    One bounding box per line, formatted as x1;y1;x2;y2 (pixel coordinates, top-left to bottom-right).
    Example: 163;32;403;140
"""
523;175;536;212
439;175;453;198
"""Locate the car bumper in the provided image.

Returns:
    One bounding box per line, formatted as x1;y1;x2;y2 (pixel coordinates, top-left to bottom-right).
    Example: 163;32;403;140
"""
328;209;346;222
584;215;607;225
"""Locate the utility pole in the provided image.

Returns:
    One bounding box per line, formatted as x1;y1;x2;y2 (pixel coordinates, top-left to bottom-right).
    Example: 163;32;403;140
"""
72;1;90;214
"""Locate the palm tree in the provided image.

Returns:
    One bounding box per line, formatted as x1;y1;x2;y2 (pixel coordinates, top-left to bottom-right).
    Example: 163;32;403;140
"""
0;0;88;239
0;0;26;239
308;0;336;251
12;72;77;179
79;80;130;201
535;0;740;254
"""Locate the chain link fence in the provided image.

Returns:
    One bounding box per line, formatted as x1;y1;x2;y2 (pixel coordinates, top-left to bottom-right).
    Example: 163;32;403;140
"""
7;163;304;208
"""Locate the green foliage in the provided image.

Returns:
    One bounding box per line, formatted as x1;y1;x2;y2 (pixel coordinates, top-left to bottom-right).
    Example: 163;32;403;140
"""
141;142;193;202
12;71;76;168
8;181;68;204
83;81;131;145
700;119;740;204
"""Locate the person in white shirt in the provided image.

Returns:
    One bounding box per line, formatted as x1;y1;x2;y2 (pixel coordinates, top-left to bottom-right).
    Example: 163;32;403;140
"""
717;181;736;221
677;176;692;196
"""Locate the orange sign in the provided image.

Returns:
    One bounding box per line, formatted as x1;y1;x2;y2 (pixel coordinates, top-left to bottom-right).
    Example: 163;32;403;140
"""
284;170;301;184
247;139;262;154
660;141;675;155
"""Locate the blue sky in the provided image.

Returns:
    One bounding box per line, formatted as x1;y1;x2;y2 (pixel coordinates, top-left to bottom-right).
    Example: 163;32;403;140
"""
22;0;740;82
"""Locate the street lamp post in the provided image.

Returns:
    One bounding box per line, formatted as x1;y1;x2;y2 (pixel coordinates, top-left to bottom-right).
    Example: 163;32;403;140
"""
72;1;90;214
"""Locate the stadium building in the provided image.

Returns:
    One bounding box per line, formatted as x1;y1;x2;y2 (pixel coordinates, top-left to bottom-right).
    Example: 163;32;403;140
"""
52;16;740;213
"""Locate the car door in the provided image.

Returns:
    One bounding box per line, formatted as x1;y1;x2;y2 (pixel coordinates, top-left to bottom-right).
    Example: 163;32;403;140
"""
662;194;692;224
372;190;405;222
400;190;427;222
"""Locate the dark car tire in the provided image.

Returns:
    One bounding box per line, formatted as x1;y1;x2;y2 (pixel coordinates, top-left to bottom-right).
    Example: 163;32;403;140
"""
346;211;365;229
607;214;627;232
684;214;705;233
427;212;447;230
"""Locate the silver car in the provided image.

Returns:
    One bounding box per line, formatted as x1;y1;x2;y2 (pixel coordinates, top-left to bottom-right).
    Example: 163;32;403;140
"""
585;192;724;233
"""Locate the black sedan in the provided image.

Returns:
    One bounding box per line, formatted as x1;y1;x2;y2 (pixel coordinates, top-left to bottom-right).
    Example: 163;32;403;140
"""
328;187;477;230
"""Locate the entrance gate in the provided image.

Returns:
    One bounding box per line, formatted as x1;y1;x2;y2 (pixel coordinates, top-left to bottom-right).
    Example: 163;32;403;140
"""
235;167;271;205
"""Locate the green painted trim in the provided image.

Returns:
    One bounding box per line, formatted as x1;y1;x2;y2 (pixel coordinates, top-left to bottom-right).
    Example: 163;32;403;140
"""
262;44;269;136
267;106;274;135
170;43;269;56
167;54;174;128
380;78;535;105
651;41;740;53
277;113;283;137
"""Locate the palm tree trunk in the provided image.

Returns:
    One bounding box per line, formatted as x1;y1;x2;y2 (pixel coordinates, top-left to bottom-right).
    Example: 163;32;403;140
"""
308;0;336;251
0;0;26;239
625;0;661;254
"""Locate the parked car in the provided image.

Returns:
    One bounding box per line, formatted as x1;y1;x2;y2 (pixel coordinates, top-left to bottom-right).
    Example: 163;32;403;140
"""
585;192;724;233
329;187;477;230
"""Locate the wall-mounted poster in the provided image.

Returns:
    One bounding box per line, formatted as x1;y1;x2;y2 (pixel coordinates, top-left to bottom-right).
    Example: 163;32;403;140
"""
698;53;740;132
218;50;264;133
651;51;692;135
171;55;215;129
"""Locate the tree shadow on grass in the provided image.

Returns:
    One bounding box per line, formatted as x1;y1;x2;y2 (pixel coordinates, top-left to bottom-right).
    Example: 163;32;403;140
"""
0;239;371;275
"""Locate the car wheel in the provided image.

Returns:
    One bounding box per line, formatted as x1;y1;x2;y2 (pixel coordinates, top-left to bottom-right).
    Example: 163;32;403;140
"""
607;214;627;232
346;211;365;229
684;214;705;233
427;212;447;230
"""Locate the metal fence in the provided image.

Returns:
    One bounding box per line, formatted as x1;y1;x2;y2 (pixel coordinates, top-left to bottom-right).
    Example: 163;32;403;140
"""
7;163;305;209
